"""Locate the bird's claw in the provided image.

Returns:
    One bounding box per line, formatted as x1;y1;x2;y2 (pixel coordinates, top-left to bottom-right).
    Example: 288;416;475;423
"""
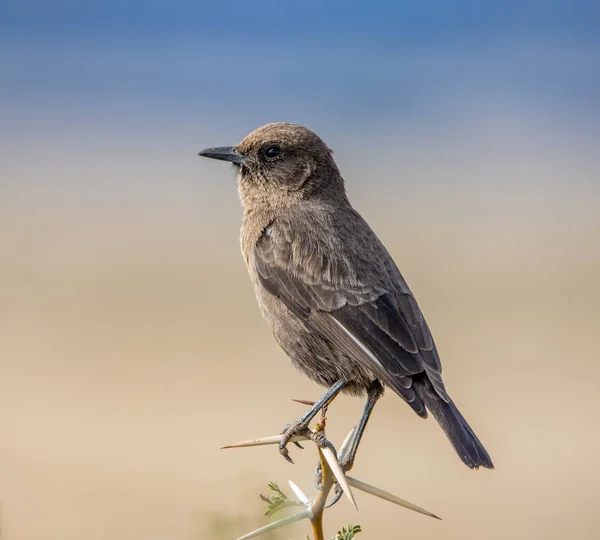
325;484;344;509
314;462;323;491
280;446;295;464
278;422;312;464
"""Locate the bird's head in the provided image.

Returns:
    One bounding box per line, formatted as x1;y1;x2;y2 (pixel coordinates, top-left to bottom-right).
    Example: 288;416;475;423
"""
198;123;344;208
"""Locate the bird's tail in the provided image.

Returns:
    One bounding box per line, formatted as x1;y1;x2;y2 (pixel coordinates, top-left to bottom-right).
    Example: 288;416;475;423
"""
413;377;494;469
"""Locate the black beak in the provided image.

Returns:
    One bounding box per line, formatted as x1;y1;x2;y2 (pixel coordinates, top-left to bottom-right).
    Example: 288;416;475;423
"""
198;146;247;165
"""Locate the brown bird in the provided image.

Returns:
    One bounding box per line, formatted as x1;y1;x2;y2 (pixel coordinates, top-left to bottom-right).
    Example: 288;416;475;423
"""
198;123;493;474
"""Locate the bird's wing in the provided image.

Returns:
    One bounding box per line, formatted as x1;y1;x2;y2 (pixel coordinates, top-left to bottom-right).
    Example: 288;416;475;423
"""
254;224;447;415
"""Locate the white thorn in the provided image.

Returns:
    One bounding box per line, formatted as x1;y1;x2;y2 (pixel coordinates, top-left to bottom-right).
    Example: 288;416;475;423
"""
346;476;440;519
221;434;309;449
236;508;313;540
288;480;310;505
337;426;356;461
322;446;358;511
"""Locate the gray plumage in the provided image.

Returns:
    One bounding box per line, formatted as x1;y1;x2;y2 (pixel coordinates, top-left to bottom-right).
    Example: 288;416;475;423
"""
199;122;493;470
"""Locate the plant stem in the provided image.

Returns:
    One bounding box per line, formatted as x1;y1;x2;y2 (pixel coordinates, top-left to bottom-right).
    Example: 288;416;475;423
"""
309;418;335;540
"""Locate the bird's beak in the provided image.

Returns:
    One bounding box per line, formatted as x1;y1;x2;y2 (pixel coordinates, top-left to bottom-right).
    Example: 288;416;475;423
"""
197;146;247;165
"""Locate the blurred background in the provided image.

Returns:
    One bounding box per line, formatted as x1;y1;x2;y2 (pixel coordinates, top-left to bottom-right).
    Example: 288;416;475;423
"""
2;1;600;539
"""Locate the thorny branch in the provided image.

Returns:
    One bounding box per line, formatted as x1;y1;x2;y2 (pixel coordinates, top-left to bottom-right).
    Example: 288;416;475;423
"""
222;402;440;539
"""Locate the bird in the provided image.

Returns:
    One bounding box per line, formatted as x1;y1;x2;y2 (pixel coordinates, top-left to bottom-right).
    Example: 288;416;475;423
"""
198;122;493;472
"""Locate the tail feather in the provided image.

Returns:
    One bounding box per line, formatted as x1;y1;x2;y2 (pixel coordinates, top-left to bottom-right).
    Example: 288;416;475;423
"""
414;377;494;469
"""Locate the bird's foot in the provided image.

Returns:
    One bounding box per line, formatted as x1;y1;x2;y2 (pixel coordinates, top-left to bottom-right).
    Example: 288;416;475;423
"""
315;451;355;507
278;421;312;464
279;420;337;464
315;446;355;486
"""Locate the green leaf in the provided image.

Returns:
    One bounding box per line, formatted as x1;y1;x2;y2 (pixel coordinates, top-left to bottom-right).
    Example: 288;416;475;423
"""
329;524;362;540
259;481;303;517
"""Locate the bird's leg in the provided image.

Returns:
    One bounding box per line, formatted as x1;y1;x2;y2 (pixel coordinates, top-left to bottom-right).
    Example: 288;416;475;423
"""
320;381;384;506
279;379;346;464
315;381;383;494
340;381;383;473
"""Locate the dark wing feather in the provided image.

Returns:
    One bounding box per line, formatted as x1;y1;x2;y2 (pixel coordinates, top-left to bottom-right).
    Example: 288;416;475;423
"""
254;225;448;414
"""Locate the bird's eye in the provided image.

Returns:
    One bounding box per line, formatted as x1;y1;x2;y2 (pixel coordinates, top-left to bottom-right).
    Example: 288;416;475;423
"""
264;145;282;160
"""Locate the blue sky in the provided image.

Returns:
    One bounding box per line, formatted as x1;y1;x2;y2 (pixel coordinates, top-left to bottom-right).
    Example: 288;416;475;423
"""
3;1;599;127
2;0;600;202
4;1;600;46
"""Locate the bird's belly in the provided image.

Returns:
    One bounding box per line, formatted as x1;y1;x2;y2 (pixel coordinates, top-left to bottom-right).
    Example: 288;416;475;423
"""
258;292;378;396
